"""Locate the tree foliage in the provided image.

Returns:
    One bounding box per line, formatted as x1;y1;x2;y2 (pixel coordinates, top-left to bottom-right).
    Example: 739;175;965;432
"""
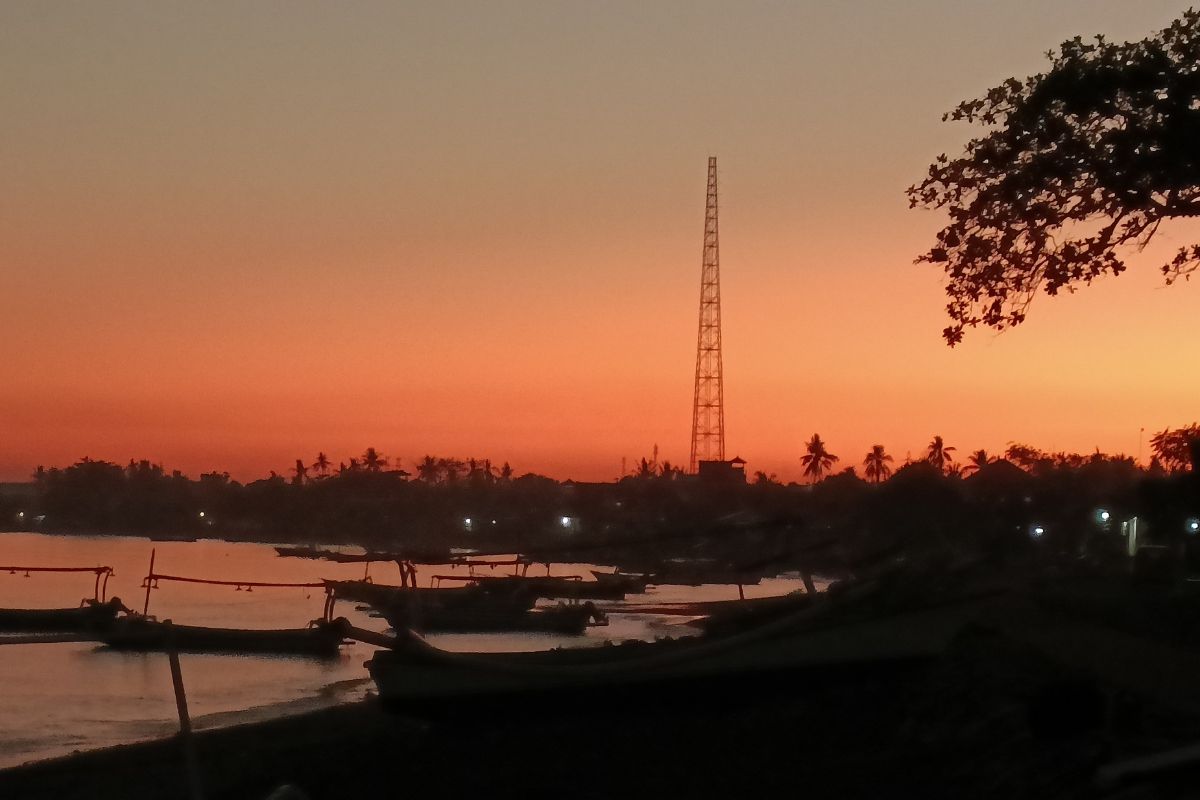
801;434;839;482
926;435;956;473
862;444;894;484
1150;423;1200;472
909;11;1200;344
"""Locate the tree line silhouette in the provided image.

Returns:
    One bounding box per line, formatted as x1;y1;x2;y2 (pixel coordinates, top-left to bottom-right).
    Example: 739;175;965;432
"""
3;424;1198;576
789;429;1194;484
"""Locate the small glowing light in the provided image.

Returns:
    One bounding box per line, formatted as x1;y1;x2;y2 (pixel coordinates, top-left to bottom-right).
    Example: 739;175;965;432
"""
464;518;472;526
491;519;497;525
1188;518;1200;534
16;511;24;519
1099;510;1110;522
561;516;571;527
1030;524;1045;539
198;511;206;518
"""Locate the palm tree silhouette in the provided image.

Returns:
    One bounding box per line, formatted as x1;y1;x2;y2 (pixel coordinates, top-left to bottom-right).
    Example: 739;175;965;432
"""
962;449;992;476
416;455;440;483
311;452;331;478
438;458;466;482
862;445;894;484
292;459;308;485
361;448;388;473
801;434;839;483
926;435;956;473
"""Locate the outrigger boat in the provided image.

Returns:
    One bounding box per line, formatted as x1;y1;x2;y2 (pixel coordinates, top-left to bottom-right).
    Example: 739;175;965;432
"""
326;578;603;635
365;596;973;711
99;616;348;657
643;558;767;587
100;550;350;657
378;600;607;636
364;564;1012;712
589;569;651;594
0;565;123;633
436;573;627;601
0;597;128;633
325;579;536;614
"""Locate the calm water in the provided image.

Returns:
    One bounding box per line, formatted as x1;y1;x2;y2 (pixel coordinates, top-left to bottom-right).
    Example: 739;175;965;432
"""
0;531;808;768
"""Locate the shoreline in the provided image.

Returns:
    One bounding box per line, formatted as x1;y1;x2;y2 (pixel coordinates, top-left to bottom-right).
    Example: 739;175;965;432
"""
0;621;1136;800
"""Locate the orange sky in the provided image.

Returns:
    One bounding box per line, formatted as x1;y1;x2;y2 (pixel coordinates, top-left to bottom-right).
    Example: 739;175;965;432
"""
3;2;1199;483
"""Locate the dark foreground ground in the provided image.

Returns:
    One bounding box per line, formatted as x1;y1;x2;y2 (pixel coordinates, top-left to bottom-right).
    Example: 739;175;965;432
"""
3;576;1200;799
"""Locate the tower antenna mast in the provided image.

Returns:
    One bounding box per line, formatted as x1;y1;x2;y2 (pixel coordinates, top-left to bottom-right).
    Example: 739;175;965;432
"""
689;157;725;473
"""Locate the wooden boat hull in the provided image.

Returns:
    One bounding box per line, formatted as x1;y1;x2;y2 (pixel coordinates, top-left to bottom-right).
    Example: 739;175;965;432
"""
380;603;599;635
467;575;626;601
0;599;123;633
589;570;650;594
326;580;536;614
100;618;347;657
366;604;970;711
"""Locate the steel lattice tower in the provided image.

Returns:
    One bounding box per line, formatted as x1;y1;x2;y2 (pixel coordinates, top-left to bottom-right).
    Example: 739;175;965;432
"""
689;156;724;473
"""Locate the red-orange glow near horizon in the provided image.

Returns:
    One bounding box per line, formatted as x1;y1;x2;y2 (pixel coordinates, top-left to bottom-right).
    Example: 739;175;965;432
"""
2;3;1197;483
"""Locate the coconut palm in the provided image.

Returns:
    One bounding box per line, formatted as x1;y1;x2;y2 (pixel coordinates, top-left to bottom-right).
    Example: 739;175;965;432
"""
962;449;992;475
439;457;466;482
361;448;388;472
926;435;956;473
311;452;331;478
801;434;839;483
292;459;307;485
862;445;894;484
416;455;441;483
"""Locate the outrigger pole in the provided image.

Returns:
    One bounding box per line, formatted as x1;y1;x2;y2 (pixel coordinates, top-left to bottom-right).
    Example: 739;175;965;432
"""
1;564;115;603
139;549;325;617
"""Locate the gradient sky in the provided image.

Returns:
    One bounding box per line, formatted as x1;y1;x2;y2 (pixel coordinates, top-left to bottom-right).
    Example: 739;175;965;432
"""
3;1;1199;483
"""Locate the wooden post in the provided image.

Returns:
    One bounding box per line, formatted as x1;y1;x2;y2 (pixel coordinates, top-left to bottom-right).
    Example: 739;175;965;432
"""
143;548;156;616
167;629;204;800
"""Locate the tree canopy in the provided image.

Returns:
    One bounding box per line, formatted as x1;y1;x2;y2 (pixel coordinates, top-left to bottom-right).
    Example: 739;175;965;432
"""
909;11;1200;345
1150;423;1200;472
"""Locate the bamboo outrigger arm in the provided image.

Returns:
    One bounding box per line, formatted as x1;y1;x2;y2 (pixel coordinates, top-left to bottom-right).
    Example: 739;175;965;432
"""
0;565;115;602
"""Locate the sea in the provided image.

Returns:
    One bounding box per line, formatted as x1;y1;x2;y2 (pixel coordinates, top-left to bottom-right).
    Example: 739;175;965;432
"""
0;530;811;768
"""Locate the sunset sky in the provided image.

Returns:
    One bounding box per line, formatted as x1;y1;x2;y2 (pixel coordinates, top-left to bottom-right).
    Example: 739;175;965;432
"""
3;1;1199;483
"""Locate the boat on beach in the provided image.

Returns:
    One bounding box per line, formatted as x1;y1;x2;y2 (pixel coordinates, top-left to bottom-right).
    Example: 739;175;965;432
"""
364;597;971;710
589;569;651;594
440;573;628;601
98;616;349;657
0;565;122;634
325;579;537;614
645;558;767;587
327;578;604;634
0;597;128;633
378;600;607;636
